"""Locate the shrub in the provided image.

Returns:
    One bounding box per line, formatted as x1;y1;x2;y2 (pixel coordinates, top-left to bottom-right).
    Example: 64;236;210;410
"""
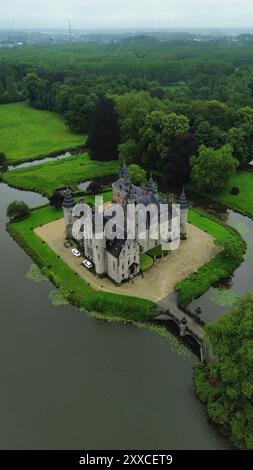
231;186;240;195
6;201;30;221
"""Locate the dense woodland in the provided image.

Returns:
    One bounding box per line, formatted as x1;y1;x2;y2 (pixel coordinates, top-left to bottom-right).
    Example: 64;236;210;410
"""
1;37;253;187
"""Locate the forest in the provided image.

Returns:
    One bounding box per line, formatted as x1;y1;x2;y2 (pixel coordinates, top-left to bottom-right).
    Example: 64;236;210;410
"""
1;36;253;190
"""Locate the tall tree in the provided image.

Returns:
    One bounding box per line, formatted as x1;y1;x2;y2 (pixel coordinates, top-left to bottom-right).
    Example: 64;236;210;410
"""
163;133;198;185
87;97;120;161
191;144;238;193
195;294;253;449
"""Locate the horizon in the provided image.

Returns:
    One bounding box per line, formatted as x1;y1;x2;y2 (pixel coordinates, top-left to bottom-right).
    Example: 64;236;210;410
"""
1;0;253;30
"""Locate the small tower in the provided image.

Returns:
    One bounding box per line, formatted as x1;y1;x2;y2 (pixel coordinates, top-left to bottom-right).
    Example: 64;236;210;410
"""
119;161;130;185
178;189;189;240
62;188;75;239
147;174;156;194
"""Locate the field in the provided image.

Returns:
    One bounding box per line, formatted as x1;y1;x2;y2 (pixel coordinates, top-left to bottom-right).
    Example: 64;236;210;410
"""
4;153;119;196
8;204;155;322
0;102;84;163
208;171;253;219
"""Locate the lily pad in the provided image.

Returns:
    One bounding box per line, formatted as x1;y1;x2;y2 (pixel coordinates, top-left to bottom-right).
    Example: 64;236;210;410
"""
49;290;69;306
26;263;47;283
209;288;239;307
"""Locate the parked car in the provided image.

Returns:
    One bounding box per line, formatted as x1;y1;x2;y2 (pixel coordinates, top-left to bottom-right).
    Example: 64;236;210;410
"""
71;248;81;257
82;259;93;270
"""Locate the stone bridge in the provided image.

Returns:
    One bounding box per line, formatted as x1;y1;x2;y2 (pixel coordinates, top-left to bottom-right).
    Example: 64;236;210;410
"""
155;293;214;363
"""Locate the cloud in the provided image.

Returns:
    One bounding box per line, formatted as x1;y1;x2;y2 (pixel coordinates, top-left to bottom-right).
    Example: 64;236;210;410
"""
1;0;253;29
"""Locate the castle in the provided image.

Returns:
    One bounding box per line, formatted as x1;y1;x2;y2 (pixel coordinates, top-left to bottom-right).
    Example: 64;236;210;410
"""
63;163;189;285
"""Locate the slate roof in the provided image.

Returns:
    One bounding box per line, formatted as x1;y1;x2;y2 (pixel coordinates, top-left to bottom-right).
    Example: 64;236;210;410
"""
177;190;189;210
62;188;75;209
119;162;129;179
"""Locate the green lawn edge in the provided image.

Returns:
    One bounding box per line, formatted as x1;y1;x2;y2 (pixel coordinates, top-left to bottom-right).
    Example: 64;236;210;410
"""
176;208;246;306
7;204;156;322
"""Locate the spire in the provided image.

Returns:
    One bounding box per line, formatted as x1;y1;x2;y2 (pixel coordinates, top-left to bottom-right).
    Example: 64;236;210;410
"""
147;174;157;194
177;189;189;210
119;161;129;179
62;188;75;209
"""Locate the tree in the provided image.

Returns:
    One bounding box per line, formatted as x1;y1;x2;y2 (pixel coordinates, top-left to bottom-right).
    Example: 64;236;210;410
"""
49;191;65;209
195;121;226;149
5;75;19;102
7;201;30;220
227;127;248;167
86;181;103;195
24;73;41;104
0;152;7;169
128;164;147;185
195;294;253;449
114;90;164;142
118;139;139;165
162;133;198;185
87;97;120;161
64;93;97;133
191;144;238;193
139;110;189;167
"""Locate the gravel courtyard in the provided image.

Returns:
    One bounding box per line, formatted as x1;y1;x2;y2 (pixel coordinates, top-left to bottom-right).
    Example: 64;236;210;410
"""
35;218;219;302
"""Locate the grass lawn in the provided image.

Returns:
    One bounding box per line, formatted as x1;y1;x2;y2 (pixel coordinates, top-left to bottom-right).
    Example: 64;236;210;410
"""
8;204;155;322
207;171;253;219
147;245;168;258
0;102;85;163
140;254;154;272
4;153;119;196
176;208;246;306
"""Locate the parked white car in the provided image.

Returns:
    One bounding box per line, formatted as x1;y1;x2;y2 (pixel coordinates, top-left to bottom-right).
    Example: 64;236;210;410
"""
71;248;81;257
82;259;93;270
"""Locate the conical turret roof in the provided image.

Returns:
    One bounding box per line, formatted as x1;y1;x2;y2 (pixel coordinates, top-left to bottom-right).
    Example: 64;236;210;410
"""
62;188;75;209
119;161;129;179
147;174;157;193
177;189;189;210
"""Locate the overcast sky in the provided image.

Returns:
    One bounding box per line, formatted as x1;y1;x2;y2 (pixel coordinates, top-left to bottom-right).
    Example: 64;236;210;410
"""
0;0;253;29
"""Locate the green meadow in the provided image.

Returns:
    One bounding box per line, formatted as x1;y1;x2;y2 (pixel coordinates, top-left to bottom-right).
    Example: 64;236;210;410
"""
209;171;253;219
0;102;84;163
4;153;119;196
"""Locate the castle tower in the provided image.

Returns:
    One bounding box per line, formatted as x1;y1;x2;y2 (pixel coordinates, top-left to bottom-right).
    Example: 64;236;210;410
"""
178;189;189;239
119;161;130;185
147;174;156;194
62;188;75;239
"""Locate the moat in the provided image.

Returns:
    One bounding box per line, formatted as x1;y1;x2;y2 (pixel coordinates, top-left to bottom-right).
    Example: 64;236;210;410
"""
0;180;230;449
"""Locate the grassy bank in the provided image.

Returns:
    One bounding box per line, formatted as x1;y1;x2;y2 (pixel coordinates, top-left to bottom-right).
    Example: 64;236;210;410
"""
176;209;246;306
7;204;155;321
189;171;253;219
0;102;85;163
4;153;119;196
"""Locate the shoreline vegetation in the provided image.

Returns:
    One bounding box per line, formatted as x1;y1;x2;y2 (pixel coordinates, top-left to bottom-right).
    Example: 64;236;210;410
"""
0;102;85;164
176;208;246;306
8;143;86;168
7;197;246;316
3;153;119;196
